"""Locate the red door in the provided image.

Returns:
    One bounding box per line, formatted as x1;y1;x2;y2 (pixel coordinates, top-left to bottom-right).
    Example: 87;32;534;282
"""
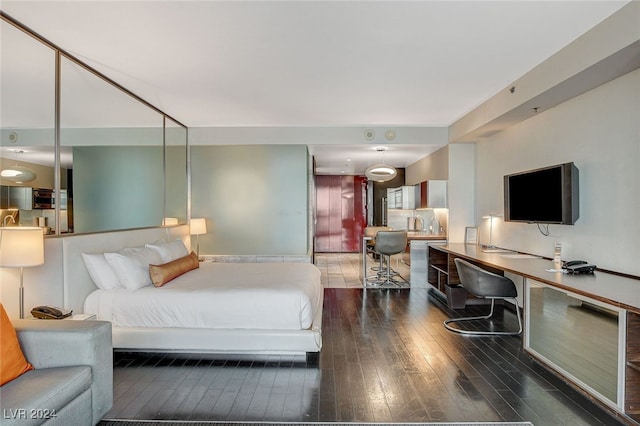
315;175;366;253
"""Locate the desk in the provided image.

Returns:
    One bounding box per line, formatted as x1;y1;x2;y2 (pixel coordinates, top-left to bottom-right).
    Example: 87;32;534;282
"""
430;243;640;423
433;243;640;312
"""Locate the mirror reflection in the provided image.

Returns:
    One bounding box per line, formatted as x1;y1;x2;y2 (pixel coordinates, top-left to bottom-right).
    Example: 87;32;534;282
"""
528;283;619;404
1;15;188;235
61;57;165;233
164;119;188;225
0;19;56;232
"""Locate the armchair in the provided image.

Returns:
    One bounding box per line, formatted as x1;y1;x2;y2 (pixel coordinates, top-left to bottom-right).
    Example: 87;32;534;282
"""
1;320;113;426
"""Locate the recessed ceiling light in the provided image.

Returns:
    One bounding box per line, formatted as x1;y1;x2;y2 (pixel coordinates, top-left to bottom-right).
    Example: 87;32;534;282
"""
364;129;375;141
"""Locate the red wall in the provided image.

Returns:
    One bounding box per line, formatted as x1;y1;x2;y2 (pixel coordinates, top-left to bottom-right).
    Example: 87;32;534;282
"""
315;175;367;253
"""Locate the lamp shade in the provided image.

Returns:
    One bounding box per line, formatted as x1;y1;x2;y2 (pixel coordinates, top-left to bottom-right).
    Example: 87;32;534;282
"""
365;163;397;182
0;165;37;183
162;217;179;226
0;227;44;267
482;213;503;219
190;218;207;235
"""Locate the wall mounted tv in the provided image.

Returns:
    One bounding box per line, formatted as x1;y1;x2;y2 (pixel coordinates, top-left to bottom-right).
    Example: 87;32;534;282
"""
504;162;579;225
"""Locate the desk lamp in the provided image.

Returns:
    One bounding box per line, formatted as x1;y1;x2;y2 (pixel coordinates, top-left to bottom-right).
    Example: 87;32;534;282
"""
481;214;502;249
0;227;45;318
190;218;207;260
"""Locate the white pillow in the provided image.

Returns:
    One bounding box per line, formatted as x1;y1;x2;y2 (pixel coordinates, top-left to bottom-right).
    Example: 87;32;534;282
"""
82;253;122;290
104;246;163;291
145;239;189;263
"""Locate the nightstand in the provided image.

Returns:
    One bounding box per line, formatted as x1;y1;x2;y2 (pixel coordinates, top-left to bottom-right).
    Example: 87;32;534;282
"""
66;313;96;321
28;313;96;321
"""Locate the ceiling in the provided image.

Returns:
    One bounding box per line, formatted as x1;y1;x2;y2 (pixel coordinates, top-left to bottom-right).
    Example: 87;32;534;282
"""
0;1;629;175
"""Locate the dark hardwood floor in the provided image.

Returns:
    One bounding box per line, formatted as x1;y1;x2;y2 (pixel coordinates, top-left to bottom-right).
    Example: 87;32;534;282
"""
101;287;628;425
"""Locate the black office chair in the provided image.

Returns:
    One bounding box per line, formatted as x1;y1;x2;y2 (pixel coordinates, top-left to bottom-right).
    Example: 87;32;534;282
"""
372;230;408;287
444;258;522;335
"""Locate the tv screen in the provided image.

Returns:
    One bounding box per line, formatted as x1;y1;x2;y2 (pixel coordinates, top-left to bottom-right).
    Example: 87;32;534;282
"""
504;163;579;225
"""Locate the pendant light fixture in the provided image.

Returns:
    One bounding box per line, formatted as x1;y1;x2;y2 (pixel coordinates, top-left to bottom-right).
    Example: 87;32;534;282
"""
365;146;397;182
1;150;37;184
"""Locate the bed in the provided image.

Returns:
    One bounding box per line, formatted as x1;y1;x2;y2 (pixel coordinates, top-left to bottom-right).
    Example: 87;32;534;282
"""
60;226;323;360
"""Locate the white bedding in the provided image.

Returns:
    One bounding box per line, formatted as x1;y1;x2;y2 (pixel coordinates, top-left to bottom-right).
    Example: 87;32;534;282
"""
84;262;322;330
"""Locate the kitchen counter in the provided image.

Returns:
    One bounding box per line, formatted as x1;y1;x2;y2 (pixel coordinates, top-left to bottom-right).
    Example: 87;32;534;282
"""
362;231;447;288
407;233;447;288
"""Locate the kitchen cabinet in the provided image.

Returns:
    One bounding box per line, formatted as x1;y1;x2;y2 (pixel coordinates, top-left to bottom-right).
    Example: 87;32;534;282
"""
418;180;447;208
0;186;32;210
387;186;418;210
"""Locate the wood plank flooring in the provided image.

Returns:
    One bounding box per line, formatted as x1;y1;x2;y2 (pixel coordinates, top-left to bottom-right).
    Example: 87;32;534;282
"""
101;285;627;425
315;252;410;288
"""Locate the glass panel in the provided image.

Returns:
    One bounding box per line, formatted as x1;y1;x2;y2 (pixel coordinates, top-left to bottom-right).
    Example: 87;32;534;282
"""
528;282;619;403
2;16;188;236
0;20;55;231
164;119;187;225
60;57;164;233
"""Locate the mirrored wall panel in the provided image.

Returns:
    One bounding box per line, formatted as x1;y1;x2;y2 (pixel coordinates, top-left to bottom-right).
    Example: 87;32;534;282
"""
61;57;165;233
1;14;188;235
0;19;56;231
165;118;188;225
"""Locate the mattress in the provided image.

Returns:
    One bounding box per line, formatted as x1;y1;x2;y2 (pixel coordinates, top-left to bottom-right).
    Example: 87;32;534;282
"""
84;262;322;330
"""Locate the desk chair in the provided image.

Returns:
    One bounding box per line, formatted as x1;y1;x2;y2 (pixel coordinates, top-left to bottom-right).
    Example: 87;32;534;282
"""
372;230;408;287
444;258;522;335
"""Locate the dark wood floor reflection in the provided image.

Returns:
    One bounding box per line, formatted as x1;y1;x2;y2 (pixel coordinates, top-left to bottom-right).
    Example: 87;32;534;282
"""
103;288;624;425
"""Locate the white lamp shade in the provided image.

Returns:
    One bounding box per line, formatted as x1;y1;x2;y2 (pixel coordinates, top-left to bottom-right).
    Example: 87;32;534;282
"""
162;217;179;226
482;213;503;219
365;163;397;182
0;227;44;267
0;165;37;183
190;218;207;235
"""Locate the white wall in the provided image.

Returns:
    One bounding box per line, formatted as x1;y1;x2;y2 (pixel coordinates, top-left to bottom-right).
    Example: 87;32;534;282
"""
447;143;476;243
475;69;640;276
191;145;309;256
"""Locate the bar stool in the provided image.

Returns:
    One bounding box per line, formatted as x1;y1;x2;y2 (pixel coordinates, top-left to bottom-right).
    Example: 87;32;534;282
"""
364;226;391;280
372;230;408;287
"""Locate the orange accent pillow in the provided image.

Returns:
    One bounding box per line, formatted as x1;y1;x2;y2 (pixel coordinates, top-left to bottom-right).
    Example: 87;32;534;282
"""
149;251;199;287
1;303;34;386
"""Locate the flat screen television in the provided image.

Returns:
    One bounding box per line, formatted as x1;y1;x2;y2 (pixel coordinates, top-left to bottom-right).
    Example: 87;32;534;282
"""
504;162;579;225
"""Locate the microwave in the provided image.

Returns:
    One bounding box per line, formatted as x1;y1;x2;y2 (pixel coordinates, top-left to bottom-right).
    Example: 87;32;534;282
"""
32;188;67;210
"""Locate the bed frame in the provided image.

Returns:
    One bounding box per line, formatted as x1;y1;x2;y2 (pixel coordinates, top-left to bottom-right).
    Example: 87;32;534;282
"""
60;226;323;360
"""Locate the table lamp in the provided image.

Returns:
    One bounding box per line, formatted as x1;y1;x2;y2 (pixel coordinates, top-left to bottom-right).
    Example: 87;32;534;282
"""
190;218;207;259
162;217;179;226
481;214;502;249
0;227;45;318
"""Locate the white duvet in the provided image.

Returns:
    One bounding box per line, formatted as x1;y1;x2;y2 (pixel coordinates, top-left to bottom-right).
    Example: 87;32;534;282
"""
84;262;322;330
